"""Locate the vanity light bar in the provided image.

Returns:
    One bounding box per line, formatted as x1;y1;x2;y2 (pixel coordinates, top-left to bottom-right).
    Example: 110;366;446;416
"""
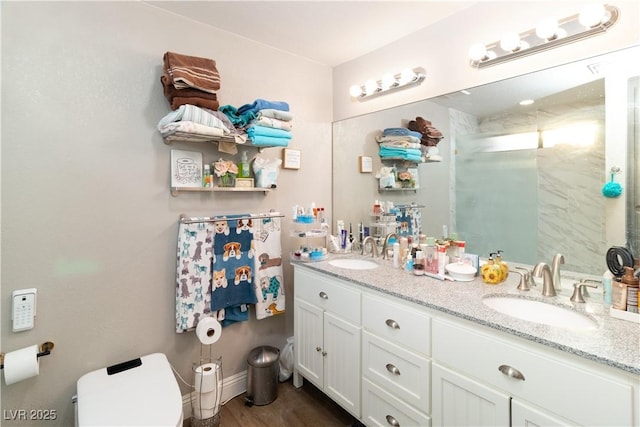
349;67;426;101
469;4;619;69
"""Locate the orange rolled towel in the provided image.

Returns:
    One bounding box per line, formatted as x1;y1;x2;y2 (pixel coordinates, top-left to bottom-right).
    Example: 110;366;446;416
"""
164;51;221;93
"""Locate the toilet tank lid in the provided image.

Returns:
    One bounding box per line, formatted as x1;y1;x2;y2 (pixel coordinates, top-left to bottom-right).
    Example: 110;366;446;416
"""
76;353;182;427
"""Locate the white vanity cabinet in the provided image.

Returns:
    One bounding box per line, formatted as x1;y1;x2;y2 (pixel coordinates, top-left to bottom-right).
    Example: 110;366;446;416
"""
292;266;361;418
432;317;635;427
361;294;432;426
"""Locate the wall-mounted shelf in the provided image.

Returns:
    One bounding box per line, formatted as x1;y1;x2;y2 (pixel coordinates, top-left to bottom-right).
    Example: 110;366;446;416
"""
163;131;279;152
378;187;419;193
171;186;273;196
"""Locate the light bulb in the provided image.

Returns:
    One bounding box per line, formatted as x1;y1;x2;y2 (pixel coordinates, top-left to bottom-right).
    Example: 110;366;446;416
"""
399;68;415;85
536;18;559;40
349;85;363;98
500;32;521;52
468;43;488;61
579;3;607;28
364;79;378;96
381;73;396;90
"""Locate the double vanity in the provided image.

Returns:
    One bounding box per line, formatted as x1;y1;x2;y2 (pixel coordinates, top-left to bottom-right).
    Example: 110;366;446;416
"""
292;255;640;426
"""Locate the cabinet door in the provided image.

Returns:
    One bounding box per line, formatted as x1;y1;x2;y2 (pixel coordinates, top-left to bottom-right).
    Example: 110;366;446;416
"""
324;311;361;418
511;399;574;427
432;362;510;427
294;297;324;388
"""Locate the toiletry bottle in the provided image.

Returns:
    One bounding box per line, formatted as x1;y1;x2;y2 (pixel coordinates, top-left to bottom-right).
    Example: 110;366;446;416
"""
425;237;437;274
602;270;613;307
392;242;400;268
436;243;447;276
495;250;509;282
481;253;502;284
456;241;466;263
239;151;250;178
203;164;212;187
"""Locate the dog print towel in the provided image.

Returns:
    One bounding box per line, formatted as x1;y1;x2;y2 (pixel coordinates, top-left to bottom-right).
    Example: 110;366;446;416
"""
175;221;214;333
253;216;285;320
210;215;258;321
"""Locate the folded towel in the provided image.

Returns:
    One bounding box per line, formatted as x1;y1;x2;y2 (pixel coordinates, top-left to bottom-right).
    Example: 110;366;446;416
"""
251;116;293;131
246;125;292;140
249;135;290;147
379;146;422;162
157;104;230;132
159;121;226;139
171;96;220;111
164;51;221;94
258;109;293;122
378;140;422;149
238;99;289;115
376;135;422;145
219;104;257;128
161;74;218;102
382;128;422;139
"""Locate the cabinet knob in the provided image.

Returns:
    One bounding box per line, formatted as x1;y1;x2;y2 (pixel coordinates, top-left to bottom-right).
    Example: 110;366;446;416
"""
385;319;400;329
316;346;322;352
319;291;328;300
321;351;327;357
498;364;525;381
386;363;401;376
386;415;400;427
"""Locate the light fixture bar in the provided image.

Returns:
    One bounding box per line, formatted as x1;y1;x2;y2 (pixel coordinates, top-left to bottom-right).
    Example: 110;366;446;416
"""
470;4;619;69
350;67;426;101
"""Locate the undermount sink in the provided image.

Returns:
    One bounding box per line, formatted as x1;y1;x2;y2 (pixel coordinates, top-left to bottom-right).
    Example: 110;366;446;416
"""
328;259;379;270
483;295;598;330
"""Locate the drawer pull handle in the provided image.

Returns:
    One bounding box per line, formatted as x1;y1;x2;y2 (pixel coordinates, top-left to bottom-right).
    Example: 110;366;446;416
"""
385;319;400;329
498;364;525;381
319;291;328;300
386;363;401;376
386;415;400;427
316;346;322;352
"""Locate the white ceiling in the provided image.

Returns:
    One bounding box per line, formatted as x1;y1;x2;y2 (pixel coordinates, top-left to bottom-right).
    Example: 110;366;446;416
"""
145;1;476;67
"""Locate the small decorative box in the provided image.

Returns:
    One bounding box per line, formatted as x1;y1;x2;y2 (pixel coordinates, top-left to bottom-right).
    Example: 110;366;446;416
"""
235;178;254;188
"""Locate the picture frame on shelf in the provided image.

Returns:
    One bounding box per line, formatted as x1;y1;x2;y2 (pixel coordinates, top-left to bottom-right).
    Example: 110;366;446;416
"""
170;149;203;188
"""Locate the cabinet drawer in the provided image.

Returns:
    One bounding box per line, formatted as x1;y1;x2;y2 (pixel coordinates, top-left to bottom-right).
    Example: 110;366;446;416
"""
294;267;360;324
362;294;431;355
363;378;431;427
432;318;633;426
362;331;430;413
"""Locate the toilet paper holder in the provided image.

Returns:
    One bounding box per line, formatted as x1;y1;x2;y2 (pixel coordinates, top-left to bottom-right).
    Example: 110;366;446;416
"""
0;341;54;370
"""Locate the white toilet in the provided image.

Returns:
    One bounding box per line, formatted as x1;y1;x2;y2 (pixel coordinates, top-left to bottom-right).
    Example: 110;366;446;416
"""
75;353;183;427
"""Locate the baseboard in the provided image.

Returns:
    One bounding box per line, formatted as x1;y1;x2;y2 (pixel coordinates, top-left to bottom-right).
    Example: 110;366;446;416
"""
182;369;247;418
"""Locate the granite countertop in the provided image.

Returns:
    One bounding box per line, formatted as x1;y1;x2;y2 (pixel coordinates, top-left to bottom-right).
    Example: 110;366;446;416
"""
293;253;640;376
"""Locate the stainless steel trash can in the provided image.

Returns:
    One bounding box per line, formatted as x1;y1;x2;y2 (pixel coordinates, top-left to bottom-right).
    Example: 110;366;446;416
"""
246;346;280;406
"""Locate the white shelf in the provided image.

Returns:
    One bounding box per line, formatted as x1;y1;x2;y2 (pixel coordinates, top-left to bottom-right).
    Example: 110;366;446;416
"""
171;186;272;196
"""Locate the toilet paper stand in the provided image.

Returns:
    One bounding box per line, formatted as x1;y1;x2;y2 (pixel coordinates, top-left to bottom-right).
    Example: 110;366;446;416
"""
0;341;54;370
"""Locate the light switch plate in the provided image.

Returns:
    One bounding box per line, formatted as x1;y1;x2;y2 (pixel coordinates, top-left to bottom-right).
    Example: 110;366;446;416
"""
12;288;37;332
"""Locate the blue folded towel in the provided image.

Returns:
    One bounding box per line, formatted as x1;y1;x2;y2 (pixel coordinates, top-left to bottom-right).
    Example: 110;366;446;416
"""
246;125;292;139
238;99;290;115
220;104;257;128
382;128;422;139
249;135;290;147
379;146;422;162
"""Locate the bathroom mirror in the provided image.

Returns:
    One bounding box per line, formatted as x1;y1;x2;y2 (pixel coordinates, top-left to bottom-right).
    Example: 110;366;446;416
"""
333;46;639;276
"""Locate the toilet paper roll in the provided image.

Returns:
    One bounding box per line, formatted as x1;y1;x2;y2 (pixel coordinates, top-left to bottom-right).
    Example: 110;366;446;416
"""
3;345;40;386
192;390;218;419
195;317;222;345
194;363;219;393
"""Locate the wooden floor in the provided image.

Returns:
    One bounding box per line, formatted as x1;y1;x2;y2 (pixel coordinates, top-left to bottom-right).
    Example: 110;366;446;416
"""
187;379;358;427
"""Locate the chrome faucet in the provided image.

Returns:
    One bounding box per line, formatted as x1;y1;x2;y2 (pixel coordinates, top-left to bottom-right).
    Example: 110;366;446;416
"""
533;262;556;297
361;236;379;258
551;253;565;291
381;233;399;260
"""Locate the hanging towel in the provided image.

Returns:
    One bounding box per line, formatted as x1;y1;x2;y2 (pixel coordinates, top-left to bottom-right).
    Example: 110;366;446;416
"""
210;216;258;319
175;221;215;333
237;99;289;115
252;216;285;320
163;51;221;93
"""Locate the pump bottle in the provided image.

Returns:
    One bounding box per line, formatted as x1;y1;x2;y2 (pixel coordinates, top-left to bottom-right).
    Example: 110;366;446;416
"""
239;151;250;178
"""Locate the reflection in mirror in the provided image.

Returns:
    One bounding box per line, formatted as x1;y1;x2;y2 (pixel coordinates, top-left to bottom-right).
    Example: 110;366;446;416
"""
332;46;639;276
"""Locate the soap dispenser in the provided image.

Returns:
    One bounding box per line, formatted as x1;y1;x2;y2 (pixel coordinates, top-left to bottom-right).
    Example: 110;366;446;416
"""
481;253;503;285
495;250;509;282
239;151;250;178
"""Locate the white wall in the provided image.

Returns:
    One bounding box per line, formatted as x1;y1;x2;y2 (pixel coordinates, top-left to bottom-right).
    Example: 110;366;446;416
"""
0;2;331;425
333;1;640;121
